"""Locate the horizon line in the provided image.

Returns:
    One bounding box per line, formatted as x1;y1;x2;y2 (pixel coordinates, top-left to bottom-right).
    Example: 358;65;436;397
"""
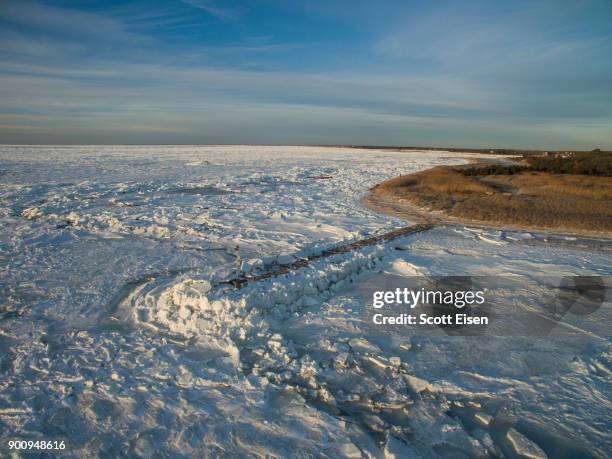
0;143;607;153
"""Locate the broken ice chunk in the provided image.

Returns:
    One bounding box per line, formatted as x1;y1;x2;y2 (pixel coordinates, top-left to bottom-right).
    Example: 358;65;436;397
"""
403;374;437;394
21;207;43;220
348;337;380;354
338;443;361;458
333;352;349;368
277;254;295;265
506;428;547;459
240;260;251;273
241;258;264;273
474;412;493;427
399;342;412;352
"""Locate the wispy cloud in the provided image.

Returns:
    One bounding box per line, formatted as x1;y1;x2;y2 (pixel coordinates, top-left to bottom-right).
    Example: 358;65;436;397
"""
179;0;243;21
0;0;610;148
0;0;150;44
374;1;611;74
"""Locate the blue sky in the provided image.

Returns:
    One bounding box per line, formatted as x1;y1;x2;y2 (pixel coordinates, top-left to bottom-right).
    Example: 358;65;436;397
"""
0;0;611;148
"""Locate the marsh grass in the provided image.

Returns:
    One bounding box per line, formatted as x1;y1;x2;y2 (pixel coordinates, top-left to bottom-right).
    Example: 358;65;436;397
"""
372;160;612;234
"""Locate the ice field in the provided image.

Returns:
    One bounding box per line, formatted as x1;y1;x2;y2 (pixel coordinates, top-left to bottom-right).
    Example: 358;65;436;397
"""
0;145;610;458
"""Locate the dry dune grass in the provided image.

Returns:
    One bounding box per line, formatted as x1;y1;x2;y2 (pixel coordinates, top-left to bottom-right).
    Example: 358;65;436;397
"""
495;172;612;199
370;166;612;236
378;166;493;212
396;166;494;194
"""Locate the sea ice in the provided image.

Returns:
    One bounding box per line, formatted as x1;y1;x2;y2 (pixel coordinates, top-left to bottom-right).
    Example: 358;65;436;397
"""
0;145;609;458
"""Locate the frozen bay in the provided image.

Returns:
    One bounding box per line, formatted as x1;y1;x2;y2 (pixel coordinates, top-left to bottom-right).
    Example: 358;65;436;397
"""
0;145;610;458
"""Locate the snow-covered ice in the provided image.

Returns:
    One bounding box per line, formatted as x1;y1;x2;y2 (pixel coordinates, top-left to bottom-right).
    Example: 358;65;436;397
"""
0;145;610;458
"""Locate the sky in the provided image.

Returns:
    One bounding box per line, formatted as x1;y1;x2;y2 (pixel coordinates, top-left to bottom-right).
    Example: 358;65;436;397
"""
0;0;611;149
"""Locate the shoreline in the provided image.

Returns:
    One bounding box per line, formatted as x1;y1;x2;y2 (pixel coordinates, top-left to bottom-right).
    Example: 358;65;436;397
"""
363;161;612;241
